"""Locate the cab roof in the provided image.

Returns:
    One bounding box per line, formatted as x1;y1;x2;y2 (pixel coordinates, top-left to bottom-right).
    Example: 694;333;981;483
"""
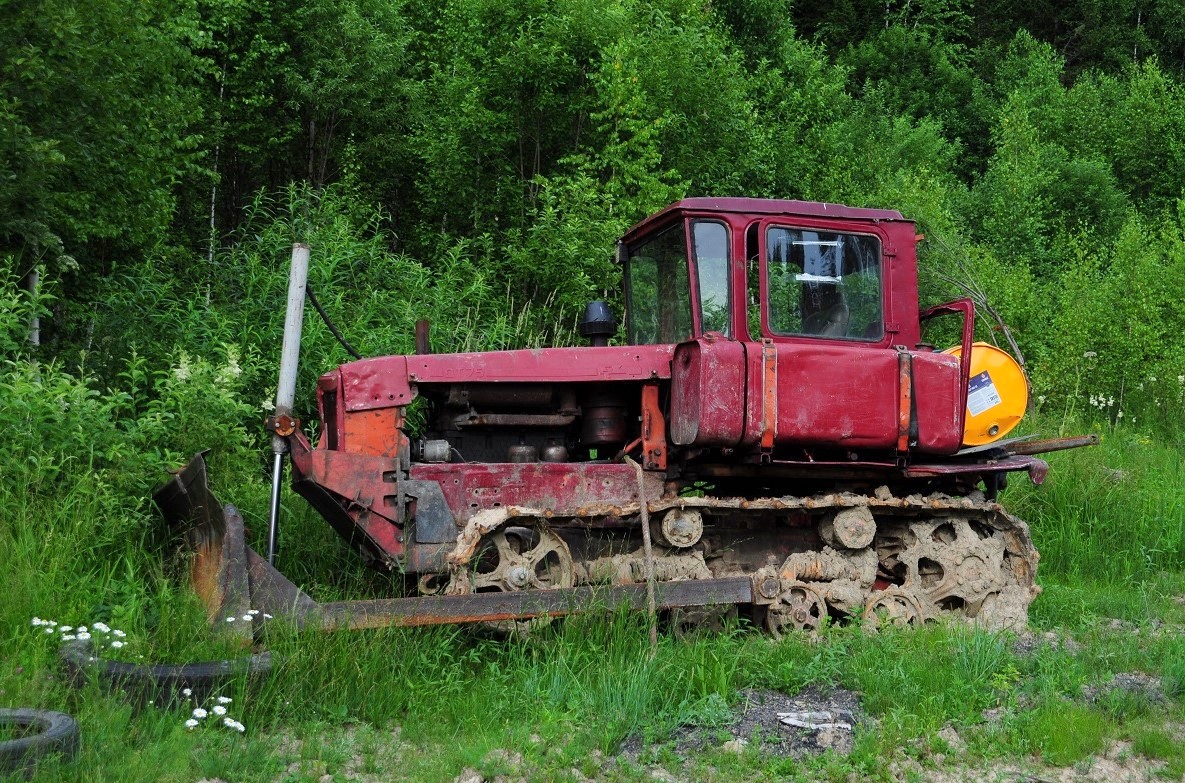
620;197;908;245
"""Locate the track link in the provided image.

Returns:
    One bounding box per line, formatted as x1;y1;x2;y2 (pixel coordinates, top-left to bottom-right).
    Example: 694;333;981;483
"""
442;488;1039;632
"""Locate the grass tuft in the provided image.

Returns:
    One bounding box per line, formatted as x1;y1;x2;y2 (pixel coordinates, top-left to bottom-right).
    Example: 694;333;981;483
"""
1024;702;1111;766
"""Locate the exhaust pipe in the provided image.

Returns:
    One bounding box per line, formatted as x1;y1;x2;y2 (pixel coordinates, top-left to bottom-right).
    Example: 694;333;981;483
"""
268;243;310;565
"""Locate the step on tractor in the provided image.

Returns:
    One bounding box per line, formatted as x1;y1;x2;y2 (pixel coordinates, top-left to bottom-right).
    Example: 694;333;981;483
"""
156;197;1097;638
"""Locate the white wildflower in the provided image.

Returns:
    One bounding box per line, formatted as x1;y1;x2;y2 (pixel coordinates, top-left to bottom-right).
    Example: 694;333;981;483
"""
225;616;236;623
182;688;193;697
261;398;276;412
223;717;245;732
1117;410;1124;419
216;347;243;387
213;705;227;716
246;609;259;616
112;629;126;638
93;622;110;633
216;696;232;704
192;708;208;719
59;626;73;632
109;640;125;649
184;719;199;729
77;626;87;633
241;615;253;622
173;356;191;382
32;617;43;626
47;620;57;627
44;628;55;635
263;613;273;620
61;634;76;640
1037;395;1047;404
1107;396;1115;406
76;632;91;640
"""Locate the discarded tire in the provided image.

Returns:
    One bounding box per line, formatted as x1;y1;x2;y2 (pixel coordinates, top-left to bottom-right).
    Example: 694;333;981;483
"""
0;709;80;777
59;640;272;707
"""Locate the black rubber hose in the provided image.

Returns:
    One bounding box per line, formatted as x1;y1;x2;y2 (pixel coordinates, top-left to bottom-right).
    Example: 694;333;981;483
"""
305;283;362;360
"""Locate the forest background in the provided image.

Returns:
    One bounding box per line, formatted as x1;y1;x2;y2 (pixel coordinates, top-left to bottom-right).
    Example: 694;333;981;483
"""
4;1;1185;780
6;0;1185;420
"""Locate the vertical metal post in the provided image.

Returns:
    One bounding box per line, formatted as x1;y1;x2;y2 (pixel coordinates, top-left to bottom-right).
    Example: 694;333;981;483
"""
268;243;310;565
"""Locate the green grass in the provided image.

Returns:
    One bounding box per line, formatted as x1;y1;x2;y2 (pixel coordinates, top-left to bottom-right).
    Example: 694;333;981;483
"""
1022;702;1111;765
1007;424;1185;586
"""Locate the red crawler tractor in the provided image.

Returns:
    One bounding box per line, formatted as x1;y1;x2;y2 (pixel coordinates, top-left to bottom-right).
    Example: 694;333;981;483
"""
157;198;1096;636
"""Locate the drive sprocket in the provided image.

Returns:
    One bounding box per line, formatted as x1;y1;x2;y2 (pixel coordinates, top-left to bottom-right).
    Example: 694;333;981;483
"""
448;523;575;595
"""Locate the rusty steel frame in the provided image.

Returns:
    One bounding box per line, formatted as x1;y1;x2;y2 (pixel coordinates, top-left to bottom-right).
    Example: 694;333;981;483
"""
155;453;756;633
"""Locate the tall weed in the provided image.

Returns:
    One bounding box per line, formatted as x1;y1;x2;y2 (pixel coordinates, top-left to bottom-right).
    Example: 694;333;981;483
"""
1007;420;1185;585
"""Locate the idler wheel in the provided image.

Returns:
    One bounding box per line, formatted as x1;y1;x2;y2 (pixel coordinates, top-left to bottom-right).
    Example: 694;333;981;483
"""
863;587;925;629
765;582;826;638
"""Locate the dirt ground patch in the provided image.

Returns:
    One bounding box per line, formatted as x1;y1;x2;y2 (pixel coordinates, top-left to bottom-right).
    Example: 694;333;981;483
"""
619;685;866;760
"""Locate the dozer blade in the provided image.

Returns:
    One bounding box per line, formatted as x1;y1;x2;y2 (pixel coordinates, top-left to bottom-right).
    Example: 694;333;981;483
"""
153;453;315;637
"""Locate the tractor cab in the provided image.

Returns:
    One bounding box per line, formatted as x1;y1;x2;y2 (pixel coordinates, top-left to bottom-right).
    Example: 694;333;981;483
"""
620;198;978;456
620;198;911;348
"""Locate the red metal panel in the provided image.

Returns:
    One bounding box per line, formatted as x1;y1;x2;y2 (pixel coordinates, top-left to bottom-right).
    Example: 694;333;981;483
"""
407;345;674;384
884;222;922;347
773;344;899;449
669;337;746;447
910;350;963;454
341;355;412;412
742;341;765;447
409;462;641;522
341;408;407;458
339;345;674;412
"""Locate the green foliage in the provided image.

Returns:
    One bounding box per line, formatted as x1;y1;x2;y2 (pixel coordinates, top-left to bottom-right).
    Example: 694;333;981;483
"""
841;27;989;177
0;0;206;271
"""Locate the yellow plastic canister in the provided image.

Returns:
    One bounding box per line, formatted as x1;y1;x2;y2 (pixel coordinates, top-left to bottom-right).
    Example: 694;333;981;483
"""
941;342;1028;446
